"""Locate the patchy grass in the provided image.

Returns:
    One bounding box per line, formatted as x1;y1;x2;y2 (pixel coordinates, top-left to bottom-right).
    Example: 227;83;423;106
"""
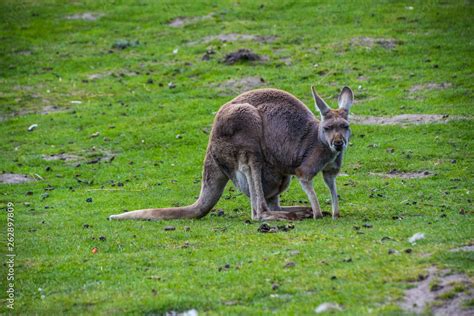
0;0;473;314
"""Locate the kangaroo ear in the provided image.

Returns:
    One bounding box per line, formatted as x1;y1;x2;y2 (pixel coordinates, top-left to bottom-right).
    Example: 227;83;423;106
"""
311;86;330;117
338;86;353;111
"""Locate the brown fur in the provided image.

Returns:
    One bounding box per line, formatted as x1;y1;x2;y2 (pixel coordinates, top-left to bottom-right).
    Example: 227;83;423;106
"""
109;86;354;221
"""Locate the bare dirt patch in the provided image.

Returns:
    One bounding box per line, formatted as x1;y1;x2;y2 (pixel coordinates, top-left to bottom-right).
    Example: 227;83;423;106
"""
88;72;112;80
350;114;460;125
38;105;64;115
0;105;67;122
400;267;473;315
223;49;266;65
189;33;276;45
351;37;400;49
42;150;115;165
370;170;433;179
450;245;474;252
87;70;139;81
66;12;104;21
409;82;452;93
42;153;82;162
168;14;214;27
215;76;266;96
0;173;34;184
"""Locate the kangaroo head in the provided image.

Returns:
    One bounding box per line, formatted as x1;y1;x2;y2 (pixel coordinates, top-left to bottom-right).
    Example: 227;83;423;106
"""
311;86;354;153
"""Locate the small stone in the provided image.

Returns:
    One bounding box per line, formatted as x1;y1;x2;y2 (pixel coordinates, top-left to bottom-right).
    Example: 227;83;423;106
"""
217;209;225;216
28;124;38;131
315;302;343;313
168;82;176;89
146;78;154;84
99;236;106;241
176;134;182;139
86;197;93;203
388;249;399;255
404;248;413;254
164;226;176;231
362;223;373;228
284;262;296;268
184;226;191;231
83;224;90;229
90;131;100;138
272;283;279;290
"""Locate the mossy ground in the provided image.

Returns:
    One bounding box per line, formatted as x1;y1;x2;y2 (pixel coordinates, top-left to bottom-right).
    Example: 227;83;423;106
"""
0;1;473;315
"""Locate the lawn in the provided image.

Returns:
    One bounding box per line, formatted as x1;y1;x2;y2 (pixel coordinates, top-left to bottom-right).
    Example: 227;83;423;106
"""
0;0;473;315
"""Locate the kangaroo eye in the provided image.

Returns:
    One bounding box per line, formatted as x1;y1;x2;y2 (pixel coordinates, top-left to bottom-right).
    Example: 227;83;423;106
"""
323;126;331;131
341;124;349;129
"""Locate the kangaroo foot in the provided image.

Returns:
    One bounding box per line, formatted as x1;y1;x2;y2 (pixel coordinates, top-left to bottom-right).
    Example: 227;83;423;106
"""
258;210;311;221
276;206;313;219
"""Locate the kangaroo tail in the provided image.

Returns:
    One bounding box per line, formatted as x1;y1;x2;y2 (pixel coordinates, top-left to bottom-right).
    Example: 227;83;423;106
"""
108;153;228;221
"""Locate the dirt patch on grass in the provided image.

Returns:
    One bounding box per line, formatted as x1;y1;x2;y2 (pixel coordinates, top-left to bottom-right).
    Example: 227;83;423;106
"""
87;70;139;81
66;13;104;21
370;170;433;179
351;37;400;49
88;72;112;80
400;267;474;315
42;153;82;162
351;114;460;125
223;49;266;65
215;76;266;95
189;33;276;45
38;105;64;115
0;173;34;184
168;13;214;27
409;82;452;93
450;245;474;252
42;150;115;165
0;105;67;122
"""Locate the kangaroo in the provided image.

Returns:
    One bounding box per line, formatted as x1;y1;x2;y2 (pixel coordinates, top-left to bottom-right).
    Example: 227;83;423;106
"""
109;86;353;221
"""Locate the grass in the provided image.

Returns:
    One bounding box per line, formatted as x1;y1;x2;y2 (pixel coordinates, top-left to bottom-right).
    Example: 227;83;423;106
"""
0;0;473;314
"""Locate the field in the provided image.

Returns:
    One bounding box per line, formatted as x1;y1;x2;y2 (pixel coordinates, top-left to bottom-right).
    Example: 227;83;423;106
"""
0;1;473;315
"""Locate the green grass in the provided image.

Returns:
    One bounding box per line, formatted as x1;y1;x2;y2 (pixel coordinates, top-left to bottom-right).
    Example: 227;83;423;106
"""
0;0;473;314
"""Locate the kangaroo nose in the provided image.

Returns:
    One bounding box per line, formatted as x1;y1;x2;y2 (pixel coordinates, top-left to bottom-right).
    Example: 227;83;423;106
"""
333;139;344;151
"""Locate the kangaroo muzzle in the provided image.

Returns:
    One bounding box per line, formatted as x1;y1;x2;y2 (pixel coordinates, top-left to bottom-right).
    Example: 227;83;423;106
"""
332;137;345;151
